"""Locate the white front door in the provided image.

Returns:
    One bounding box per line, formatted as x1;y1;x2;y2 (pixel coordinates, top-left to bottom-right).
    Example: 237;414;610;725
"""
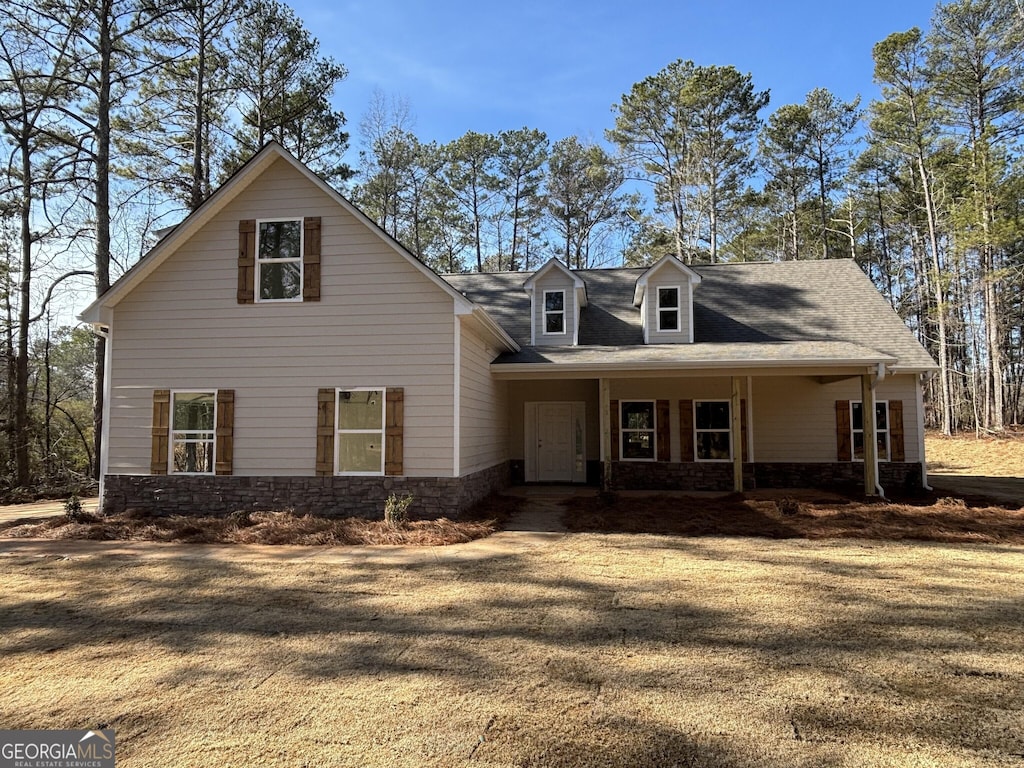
538;403;574;482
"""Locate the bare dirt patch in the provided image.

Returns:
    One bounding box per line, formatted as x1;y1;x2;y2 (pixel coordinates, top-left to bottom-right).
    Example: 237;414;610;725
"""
565;492;1024;545
0;495;520;546
2;536;1022;767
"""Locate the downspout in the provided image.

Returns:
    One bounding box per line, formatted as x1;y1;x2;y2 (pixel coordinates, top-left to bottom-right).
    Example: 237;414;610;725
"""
91;323;112;508
872;362;885;498
918;371;934;491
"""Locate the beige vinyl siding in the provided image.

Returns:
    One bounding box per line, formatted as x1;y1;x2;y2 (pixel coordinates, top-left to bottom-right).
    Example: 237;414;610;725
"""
752;374;921;463
459;318;508;475
643;262;693;344
507;380;600;460
532;272;575;345
108;157;455;477
606;374;920;464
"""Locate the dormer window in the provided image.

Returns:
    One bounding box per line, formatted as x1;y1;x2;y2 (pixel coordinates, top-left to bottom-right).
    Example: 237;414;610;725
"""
544;290;565;334
257;219;303;301
657;287;681;332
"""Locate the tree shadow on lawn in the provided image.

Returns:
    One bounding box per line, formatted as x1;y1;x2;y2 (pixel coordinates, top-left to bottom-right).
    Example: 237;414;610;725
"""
2;538;1023;764
563;492;1024;545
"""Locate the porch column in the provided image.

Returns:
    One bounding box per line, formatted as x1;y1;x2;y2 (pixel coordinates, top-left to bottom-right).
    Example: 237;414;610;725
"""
599;377;611;491
861;372;879;496
731;376;743;492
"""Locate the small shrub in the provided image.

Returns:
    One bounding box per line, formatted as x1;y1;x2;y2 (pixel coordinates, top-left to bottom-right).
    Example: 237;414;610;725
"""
776;498;801;516
64;494;90;522
228;509;255;527
384;492;414;527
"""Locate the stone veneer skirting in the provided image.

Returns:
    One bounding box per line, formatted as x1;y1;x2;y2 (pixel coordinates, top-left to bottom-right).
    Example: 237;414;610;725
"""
102;462;510;519
609;461;924;493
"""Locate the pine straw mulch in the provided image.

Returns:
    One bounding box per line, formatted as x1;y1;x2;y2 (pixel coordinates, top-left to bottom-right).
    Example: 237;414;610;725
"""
0;495;521;547
564;491;1024;545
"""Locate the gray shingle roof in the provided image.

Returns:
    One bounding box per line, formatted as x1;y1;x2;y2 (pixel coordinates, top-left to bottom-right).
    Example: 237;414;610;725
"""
444;259;937;372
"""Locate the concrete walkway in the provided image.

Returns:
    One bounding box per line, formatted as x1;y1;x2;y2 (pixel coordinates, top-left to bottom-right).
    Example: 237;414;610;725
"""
504;485;594;532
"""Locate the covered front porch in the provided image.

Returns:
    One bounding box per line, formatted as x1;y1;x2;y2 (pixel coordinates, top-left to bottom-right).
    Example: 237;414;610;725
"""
495;350;926;497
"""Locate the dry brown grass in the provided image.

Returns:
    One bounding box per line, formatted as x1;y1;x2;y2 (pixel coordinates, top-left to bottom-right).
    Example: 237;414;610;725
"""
927;430;1024;477
0;495;520;546
2;535;1022;767
565;492;1024;545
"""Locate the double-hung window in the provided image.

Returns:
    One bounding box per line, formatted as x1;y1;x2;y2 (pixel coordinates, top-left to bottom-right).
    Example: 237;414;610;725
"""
543;290;565;334
852;401;889;461
257;219;303;301
620;401;656;460
336;389;385;475
657;286;681;332
171;392;215;473
695;400;731;461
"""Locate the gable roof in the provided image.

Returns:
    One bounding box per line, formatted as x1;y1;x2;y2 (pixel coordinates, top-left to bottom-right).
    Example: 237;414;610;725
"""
633;254;702;306
447;259;937;372
522;257;588;305
78;142;515;353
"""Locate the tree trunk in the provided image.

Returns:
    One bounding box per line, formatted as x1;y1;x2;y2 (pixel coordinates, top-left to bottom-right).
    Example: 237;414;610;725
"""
917;154;952;436
92;0;113;481
15;136;33;487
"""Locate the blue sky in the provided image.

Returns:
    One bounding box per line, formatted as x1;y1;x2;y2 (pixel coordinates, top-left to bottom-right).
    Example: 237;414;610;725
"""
291;0;940;157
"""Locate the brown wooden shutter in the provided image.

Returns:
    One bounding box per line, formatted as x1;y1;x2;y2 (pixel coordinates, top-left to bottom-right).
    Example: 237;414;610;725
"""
740;398;749;462
215;390;235;475
656;399;670;461
889;400;905;462
315;388;335;476
679;399;694;462
385;388;404;476
836;400;852;461
610;399;620;461
238;220;255;304
303;216;321;301
151;389;170;475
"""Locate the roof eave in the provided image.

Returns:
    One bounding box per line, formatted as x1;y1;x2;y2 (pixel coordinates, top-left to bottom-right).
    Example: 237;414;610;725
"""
491;355;898;376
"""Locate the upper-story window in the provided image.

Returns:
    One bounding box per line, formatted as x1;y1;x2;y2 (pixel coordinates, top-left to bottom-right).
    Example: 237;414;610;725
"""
257;219;303;301
657;286;681;332
544;290;565;334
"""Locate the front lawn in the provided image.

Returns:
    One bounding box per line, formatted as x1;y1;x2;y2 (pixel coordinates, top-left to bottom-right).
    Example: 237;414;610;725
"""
2;535;1022;767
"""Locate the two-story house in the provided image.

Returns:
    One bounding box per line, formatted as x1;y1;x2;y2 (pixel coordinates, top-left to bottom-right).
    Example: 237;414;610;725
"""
79;143;938;518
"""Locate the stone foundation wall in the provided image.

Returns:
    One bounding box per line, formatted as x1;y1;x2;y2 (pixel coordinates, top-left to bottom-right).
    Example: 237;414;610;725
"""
102;462;510;520
608;461;923;493
610;461;755;492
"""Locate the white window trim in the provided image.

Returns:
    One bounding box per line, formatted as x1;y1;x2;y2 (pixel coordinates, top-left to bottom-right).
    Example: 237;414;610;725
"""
851;399;890;463
620;399;657;462
170;390;217;475
255;217;304;303
335;387;386;476
656;285;682;333
542;289;566;336
694;399;732;463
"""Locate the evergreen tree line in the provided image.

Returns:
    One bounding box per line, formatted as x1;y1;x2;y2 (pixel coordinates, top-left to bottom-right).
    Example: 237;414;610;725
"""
0;0;349;493
352;1;1024;437
0;0;1019;494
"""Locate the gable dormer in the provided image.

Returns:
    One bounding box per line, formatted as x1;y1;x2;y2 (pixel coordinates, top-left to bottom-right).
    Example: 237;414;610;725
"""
633;256;702;344
524;258;588;346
